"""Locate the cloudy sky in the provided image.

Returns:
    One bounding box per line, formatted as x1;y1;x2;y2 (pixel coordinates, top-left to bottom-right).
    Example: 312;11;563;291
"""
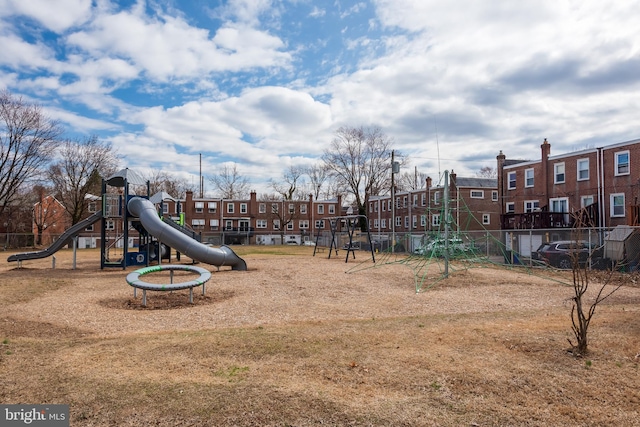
1;0;639;195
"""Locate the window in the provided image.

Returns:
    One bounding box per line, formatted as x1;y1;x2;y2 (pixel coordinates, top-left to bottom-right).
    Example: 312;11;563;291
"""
420;215;426;226
191;219;205;228
88;202;97;212
317;204;324;214
105;220;115;230
549;197;568;213
421;193;426;206
525;168;534;188
299;220;309;229
225;220;233;230
328;205;335;214
256;219;267;228
554;163;565;184
506;202;515;213
208;202;217;213
615;151;630;175
508;171;516;190
403;196;407;207
470;190;484;199
373;219;379;229
162;203;169;214
289;203;295;214
227;203;234;214
581;195;594;208
382;201;386;212
524;200;539;213
482;214;490;225
434;192;440;204
287;222;294;230
404;216;409;228
210;219;219;229
396;216;402;226
273;220;280;230
315;220;325;228
271;203;279;214
259;203;266;214
432;214;441;226
610;193;625;217
381;218;386;229
577;159;589;181
240;203;247;214
412;215;417;228
413;195;418;206
492;190;498;202
85;224;94;232
195;202;204;213
239;220;249;231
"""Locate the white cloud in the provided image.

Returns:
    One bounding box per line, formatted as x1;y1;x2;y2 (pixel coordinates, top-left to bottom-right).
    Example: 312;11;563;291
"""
0;0;92;32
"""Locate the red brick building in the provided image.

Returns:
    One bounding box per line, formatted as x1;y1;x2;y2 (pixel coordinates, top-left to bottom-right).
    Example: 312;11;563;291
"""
498;138;640;230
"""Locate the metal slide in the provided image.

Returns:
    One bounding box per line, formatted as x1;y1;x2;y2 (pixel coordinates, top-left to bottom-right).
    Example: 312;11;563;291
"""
7;210;103;262
128;197;247;271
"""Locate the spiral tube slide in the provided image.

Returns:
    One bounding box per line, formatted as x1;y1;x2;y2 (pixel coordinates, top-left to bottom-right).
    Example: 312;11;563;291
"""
127;197;247;271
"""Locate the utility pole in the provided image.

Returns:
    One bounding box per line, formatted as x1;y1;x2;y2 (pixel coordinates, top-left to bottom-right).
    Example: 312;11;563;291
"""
391;150;399;253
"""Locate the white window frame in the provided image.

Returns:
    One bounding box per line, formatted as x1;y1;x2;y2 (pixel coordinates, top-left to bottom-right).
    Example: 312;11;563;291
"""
577;158;589;181
208;202;217;213
195;202;204;213
420;215;426;227
273;219;280;230
432;214;440;226
299;220;309;229
259;203;266;214
482;214;490;225
470;190;484;199
549;197;568;213
508;171;516;190
554;163;565;184
492;190;498;202
506;202;515;213
227;203;234;214
300;204;307;214
328;205;335;214
581;195;594;208
615;151;630;176
317;204;324;214
524;200;539;213
256;219;267;228
225;220;233;230
381;218;387;229
610;193;625;217
209;219;219;229
286;221;294;230
240;203;247;214
525;168;534;188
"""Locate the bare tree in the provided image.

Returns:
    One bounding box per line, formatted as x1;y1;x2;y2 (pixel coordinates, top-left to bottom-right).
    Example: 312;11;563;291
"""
147;169;189;199
476;166;497;178
270;166;306;201
396;169;428;192
0;90;63;218
566;215;625;355
258;193;304;244
48;135;118;225
305;163;330;200
209;164;250;199
322;125;397;225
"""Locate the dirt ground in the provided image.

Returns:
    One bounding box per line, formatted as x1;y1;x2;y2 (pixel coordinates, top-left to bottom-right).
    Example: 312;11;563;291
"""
0;246;639;426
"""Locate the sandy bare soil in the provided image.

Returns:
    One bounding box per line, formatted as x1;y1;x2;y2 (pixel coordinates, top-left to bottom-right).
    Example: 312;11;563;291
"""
1;246;639;426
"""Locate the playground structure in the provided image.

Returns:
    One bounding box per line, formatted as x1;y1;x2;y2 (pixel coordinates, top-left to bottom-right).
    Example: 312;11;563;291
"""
7;167;246;272
126;264;212;307
313;214;376;263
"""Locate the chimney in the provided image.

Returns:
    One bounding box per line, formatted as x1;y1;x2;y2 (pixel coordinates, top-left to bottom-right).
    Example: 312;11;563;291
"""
496;150;506;216
541;138;551;208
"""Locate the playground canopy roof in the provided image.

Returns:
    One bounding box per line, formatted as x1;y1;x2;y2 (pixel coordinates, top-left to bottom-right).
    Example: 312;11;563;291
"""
150;191;176;204
106;168;147;187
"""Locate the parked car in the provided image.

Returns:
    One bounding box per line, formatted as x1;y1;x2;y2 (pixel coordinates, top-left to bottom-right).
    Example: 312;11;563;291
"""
414;237;470;256
532;240;602;269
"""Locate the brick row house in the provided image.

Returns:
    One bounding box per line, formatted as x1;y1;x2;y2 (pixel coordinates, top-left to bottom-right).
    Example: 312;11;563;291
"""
159;190;344;246
498;138;640;229
497;137;640;259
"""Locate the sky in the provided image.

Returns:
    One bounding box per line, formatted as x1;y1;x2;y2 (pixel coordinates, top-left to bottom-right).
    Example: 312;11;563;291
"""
1;0;639;196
